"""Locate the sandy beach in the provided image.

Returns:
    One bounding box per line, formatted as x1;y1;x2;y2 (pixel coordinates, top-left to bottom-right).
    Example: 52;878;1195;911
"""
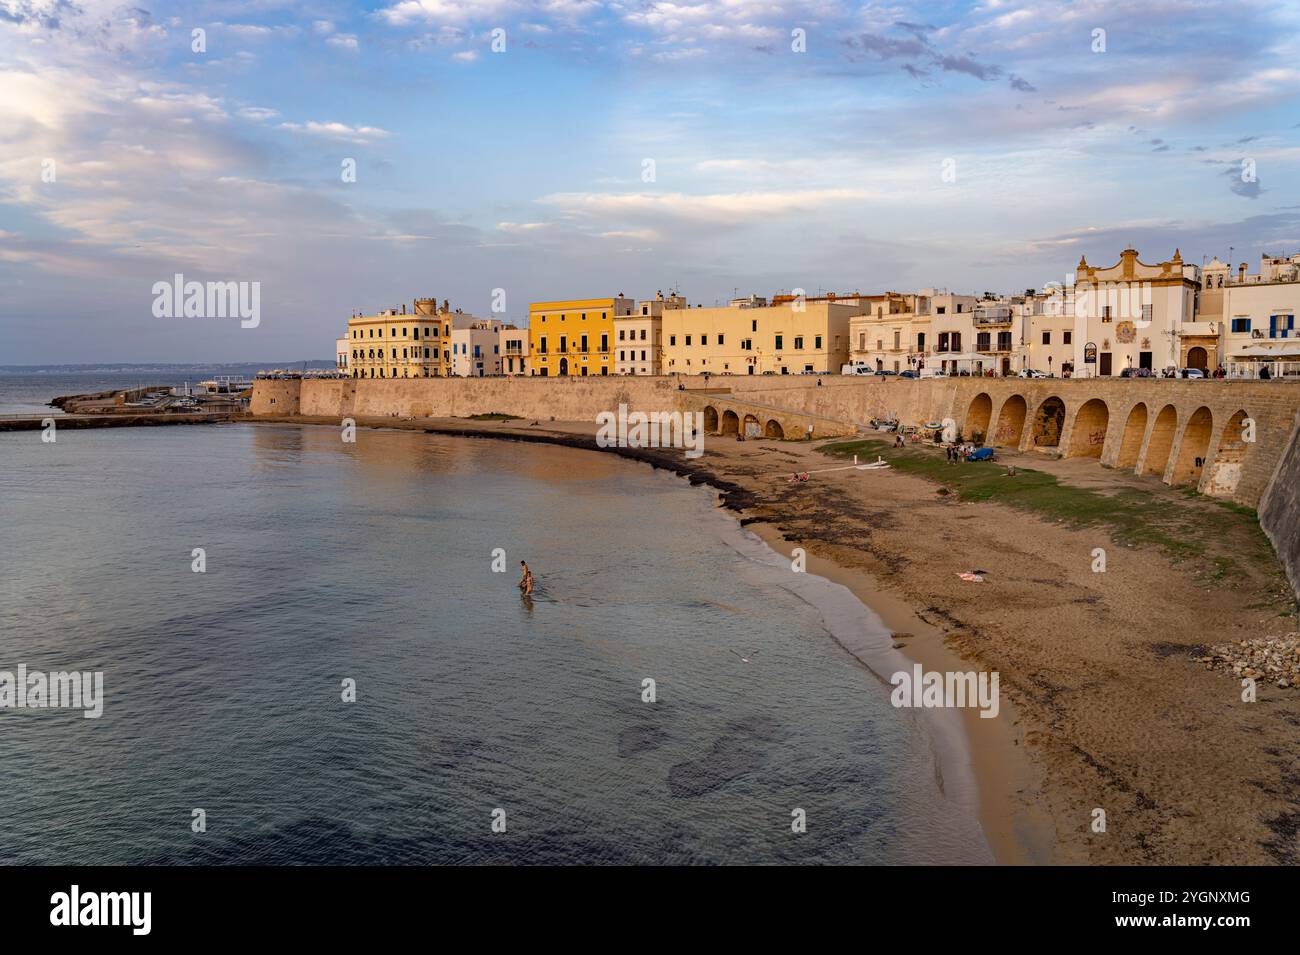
252;413;1299;865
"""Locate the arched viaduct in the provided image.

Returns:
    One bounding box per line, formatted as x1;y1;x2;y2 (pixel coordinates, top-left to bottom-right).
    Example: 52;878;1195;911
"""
950;379;1294;502
681;391;856;442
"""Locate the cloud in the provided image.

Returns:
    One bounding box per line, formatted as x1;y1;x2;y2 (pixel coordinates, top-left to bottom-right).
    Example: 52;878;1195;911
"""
277;121;392;143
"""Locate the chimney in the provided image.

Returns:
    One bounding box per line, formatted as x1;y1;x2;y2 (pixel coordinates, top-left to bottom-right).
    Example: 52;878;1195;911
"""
1239;263;1247;283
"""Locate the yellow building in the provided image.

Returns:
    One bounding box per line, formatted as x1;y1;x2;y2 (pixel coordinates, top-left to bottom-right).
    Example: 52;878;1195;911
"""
660;298;860;376
528;295;634;377
347;297;452;378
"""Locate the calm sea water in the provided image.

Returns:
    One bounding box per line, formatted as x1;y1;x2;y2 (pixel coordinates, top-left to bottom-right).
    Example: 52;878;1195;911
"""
0;417;990;864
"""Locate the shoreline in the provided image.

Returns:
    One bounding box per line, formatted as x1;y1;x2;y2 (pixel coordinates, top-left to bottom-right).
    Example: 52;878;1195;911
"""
250;414;1044;863
249;413;1300;865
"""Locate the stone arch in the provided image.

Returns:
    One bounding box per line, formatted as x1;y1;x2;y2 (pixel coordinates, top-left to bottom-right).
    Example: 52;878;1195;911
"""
992;394;1027;447
966;392;993;442
1204;409;1250;497
559;357;569;376
1029;396;1066;449
1067;398;1109;458
1170;406;1214;486
1115;402;1148;470
1141;405;1178;477
720;409;740;434
743;413;762;439
703;405;719;433
765;419;785;439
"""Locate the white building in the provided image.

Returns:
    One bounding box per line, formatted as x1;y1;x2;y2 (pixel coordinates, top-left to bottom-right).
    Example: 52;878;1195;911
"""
450;316;503;377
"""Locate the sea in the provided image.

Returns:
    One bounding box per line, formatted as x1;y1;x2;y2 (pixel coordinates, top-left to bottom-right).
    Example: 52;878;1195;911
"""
0;372;991;864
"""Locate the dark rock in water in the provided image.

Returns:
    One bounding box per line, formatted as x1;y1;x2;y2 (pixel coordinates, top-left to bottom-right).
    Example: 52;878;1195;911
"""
617;724;668;758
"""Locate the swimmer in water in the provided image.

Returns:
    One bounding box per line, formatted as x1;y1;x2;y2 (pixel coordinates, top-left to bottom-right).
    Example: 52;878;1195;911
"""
518;560;534;596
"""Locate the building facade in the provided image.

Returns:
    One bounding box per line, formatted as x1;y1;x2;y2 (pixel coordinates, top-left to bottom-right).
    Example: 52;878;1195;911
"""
660;298;858;375
499;325;529;375
1071;248;1197;376
450;317;503;377
528;295;634;377
615;292;685;375
346;297;452;378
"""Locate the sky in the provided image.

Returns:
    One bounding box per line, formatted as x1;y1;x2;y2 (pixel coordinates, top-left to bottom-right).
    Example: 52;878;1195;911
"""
1;0;1298;363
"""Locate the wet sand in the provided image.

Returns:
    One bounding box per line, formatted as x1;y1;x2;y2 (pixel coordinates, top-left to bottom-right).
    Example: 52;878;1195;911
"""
253;414;1300;865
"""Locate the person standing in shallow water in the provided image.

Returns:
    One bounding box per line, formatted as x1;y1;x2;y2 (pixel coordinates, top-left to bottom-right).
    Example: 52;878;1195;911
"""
518;560;534;595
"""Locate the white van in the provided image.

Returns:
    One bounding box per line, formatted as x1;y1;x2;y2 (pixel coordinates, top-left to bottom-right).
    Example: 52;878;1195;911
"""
841;362;874;376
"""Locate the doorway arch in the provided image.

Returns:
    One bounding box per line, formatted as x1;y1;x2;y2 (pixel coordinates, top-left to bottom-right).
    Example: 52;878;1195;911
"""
1115;403;1147;470
966;393;992;443
1030;396;1066;449
1141;405;1178;478
992;394;1027;447
1170;406;1213;486
1067;398;1109;458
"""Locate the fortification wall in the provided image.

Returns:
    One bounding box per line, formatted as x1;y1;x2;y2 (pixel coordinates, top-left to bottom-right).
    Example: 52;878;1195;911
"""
1259;408;1300;603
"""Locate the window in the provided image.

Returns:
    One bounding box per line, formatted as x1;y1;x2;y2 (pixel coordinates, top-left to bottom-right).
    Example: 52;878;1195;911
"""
540;337;547;354
775;334;784;350
581;334;588;353
718;334;724;345
601;333;608;352
640;329;646;340
701;335;708;346
670;335;676;346
642;306;648;316
917;332;925;351
976;333;990;351
1102;305;1113;322
815;335;822;350
619;351;625;361
859;333;866;350
937;332;950;352
952;332;962;352
937;306;946;315
1141;304;1153;323
751;320;757;332
560;336;567;353
640;350;646;360
1231;317;1251;333
619;329;625;340
892;331;900;349
686;335;692;346
1042;331;1051;345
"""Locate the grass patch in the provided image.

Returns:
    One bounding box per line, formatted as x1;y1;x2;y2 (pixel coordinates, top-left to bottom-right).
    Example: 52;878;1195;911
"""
464;412;523;421
818;437;1275;569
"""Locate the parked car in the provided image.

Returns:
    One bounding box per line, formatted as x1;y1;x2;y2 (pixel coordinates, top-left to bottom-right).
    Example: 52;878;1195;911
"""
876;369;898;376
1177;367;1206;379
900;370;917;379
1018;369;1049;379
